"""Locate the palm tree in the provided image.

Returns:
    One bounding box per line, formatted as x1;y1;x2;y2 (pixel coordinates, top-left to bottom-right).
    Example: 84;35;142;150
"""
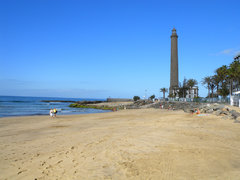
182;78;188;98
202;76;211;98
178;78;188;98
228;60;240;93
209;76;216;98
160;88;168;100
218;83;229;99
215;65;228;88
187;79;198;98
187;79;198;89
204;58;239;99
215;65;229;98
212;75;220;97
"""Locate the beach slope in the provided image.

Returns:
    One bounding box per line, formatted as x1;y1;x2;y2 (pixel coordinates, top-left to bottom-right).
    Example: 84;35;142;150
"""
1;109;240;179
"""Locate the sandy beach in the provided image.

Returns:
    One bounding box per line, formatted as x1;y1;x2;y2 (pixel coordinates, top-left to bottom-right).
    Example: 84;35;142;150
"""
1;109;240;180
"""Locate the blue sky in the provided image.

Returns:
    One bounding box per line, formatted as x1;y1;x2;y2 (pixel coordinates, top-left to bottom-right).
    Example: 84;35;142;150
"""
0;0;240;99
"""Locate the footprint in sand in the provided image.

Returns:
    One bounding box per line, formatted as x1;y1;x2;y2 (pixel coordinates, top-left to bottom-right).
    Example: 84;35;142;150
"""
18;169;27;175
57;160;63;164
42;170;50;176
46;165;52;169
74;164;79;168
35;153;40;157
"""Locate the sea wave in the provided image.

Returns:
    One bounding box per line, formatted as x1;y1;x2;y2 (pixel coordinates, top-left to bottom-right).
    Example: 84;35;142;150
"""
0;101;35;103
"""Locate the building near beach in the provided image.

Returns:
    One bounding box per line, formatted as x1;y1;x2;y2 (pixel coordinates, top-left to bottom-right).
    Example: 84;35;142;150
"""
186;87;199;98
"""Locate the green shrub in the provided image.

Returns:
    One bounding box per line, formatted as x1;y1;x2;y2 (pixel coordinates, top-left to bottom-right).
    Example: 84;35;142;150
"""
149;95;155;100
133;96;140;101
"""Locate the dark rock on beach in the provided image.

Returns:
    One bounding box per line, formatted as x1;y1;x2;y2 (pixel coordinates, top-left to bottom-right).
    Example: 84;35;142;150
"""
231;110;240;119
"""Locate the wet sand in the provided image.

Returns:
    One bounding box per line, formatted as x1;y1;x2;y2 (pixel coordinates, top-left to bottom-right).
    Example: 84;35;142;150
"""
1;109;240;180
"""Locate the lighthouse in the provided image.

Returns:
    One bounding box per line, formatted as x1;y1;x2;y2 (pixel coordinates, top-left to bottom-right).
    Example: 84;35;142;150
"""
170;28;179;95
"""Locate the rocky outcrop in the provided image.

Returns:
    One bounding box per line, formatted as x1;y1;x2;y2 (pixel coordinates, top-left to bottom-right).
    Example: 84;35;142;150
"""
69;99;240;122
75;101;105;105
126;101;240;122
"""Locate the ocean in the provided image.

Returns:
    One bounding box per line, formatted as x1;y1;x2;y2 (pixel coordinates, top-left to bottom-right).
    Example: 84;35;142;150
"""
0;96;110;118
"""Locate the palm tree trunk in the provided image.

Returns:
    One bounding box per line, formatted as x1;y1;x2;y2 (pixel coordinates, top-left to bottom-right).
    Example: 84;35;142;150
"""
230;79;233;95
208;87;210;98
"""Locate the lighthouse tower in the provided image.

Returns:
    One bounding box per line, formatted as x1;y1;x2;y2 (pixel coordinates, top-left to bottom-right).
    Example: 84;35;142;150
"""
170;28;179;95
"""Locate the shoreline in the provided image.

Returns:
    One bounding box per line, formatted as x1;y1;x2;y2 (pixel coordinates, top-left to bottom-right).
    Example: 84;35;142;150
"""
0;108;112;119
0;109;112;119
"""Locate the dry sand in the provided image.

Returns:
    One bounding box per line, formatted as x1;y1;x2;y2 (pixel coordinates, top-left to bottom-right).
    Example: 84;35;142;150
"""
1;109;240;180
